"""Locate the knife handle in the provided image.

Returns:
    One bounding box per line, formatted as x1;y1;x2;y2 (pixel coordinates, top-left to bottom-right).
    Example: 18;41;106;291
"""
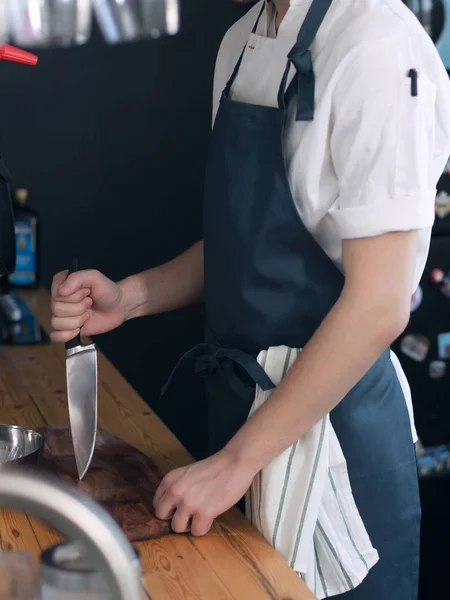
65;257;82;350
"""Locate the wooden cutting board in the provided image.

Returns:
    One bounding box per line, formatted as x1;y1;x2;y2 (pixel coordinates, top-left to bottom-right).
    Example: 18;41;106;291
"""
36;425;172;542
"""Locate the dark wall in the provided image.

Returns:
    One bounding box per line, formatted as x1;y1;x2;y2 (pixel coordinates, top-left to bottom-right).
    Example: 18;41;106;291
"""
0;0;246;459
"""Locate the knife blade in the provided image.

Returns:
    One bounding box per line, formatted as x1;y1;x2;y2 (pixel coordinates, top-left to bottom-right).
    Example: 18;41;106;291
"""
65;258;97;480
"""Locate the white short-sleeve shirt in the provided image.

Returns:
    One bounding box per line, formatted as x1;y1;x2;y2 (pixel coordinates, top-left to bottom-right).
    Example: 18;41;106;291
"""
212;0;450;442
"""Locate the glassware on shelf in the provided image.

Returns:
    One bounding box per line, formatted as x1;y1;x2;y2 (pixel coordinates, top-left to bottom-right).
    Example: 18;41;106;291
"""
2;0;180;48
8;0;93;48
92;0;180;44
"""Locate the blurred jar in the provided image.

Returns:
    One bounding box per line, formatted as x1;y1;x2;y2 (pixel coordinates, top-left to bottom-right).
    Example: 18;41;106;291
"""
40;541;141;600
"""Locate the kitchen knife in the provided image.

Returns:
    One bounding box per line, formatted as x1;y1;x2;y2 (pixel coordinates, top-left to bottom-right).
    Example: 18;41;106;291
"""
65;258;97;480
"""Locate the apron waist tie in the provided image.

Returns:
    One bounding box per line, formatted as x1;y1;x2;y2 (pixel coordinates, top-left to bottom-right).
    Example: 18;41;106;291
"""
161;343;275;397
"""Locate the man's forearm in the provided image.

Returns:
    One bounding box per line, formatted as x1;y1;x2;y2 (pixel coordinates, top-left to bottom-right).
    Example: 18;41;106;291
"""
224;290;408;473
118;241;204;320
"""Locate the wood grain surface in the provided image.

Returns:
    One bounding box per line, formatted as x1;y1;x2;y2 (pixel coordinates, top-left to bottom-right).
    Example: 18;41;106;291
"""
0;288;317;600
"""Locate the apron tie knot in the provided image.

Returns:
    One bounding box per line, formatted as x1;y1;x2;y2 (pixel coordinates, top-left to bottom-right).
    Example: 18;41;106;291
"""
195;346;274;392
195;348;224;375
161;343;275;398
287;47;315;122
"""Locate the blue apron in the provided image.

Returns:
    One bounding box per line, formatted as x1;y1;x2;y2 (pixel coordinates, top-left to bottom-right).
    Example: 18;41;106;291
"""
165;0;421;597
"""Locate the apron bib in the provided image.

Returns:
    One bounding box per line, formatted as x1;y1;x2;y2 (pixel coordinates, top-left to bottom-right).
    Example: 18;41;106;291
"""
165;1;421;597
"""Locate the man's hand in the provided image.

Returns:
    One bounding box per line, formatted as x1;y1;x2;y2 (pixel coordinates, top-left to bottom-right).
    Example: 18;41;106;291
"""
50;270;127;342
153;451;256;536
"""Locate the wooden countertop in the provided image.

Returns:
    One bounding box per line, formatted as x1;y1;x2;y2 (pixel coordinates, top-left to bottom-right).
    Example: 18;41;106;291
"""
0;288;316;600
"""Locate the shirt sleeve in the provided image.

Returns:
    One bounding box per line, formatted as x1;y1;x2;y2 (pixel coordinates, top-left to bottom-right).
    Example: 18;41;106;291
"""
328;33;450;239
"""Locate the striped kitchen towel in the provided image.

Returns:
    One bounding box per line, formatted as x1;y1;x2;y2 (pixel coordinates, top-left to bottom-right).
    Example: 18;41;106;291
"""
245;346;379;599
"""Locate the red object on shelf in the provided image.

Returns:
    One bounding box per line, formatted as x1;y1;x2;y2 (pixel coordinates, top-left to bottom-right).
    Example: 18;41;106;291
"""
430;268;445;284
0;44;38;66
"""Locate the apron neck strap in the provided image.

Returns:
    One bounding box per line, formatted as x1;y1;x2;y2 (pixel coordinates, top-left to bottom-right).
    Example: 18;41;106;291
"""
224;1;267;98
278;0;334;121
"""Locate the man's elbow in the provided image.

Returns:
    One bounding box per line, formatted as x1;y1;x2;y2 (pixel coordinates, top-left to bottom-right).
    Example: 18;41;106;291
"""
341;286;411;347
373;299;410;347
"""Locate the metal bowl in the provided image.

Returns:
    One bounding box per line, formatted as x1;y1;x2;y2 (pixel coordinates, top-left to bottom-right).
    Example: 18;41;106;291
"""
0;425;45;469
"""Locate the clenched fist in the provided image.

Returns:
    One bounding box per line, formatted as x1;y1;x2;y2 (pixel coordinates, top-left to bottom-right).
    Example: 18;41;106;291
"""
50;269;127;342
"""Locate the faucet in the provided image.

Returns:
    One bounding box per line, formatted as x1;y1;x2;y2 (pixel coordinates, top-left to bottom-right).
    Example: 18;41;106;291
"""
0;468;142;600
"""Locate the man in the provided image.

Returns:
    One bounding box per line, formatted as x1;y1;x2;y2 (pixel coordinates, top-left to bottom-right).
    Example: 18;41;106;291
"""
51;0;450;597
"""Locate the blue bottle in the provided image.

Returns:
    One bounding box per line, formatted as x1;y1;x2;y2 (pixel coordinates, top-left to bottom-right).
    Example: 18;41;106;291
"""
9;188;39;288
